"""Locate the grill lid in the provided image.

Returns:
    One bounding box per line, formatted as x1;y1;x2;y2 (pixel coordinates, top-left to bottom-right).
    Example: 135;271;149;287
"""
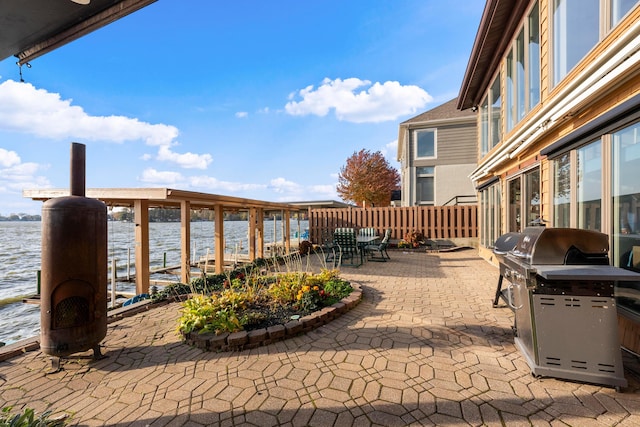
493;232;521;255
511;227;609;266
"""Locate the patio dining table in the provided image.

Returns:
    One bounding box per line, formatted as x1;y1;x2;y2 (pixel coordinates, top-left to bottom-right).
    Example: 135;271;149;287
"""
356;235;380;262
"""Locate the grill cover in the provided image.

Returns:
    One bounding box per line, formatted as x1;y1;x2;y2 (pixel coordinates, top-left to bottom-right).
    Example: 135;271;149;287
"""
511;227;609;265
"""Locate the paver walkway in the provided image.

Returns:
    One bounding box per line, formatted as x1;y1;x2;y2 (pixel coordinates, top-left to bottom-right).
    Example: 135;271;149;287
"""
1;250;640;426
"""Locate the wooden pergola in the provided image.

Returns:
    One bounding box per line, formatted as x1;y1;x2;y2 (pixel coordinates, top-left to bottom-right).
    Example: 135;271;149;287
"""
24;187;304;295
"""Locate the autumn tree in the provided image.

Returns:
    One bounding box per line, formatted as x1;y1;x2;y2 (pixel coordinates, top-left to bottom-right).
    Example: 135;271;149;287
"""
337;149;400;207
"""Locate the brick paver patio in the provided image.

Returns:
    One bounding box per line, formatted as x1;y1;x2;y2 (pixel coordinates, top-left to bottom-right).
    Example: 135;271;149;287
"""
1;250;639;426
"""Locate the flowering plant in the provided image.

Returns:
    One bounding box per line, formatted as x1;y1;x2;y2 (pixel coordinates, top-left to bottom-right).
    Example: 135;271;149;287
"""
178;265;352;336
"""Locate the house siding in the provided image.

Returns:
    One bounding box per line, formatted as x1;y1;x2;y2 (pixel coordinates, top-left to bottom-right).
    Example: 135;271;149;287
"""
411;122;477;166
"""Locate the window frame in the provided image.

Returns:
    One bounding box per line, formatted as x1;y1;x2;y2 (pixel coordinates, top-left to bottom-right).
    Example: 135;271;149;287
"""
480;181;502;248
506;1;540;132
415;166;435;206
506;166;540;233
413;128;437;160
480;72;502;157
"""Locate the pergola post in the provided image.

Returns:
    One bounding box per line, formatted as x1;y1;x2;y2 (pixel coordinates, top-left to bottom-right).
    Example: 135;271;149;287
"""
214;205;224;274
134;199;150;295
180;200;191;285
257;209;264;258
248;207;257;261
284;209;291;253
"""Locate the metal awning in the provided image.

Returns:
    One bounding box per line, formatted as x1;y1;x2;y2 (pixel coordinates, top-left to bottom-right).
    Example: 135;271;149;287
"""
0;0;157;64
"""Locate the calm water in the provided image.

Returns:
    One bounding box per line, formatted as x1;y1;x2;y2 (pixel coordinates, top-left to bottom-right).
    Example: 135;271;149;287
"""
0;219;308;346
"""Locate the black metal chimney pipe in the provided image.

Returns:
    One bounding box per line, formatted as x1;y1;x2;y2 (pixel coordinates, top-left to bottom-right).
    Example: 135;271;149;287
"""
70;142;85;197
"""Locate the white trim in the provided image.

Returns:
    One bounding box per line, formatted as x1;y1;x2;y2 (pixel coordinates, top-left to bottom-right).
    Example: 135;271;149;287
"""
413;128;437;160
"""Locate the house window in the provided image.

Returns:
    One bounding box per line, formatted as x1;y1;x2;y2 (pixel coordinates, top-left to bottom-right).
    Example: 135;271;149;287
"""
508;178;521;232
506;51;514;131
610;0;639;28
552;0;639;86
528;2;540;110
577;140;602;230
481;73;502;156
480;182;502;248
612;122;640;271
552;153;571;227
414;129;436;159
481;96;489;155
546;117;640;316
506;2;540;132
507;167;540;232
525;168;541;226
491;75;501;149
416;166;434;205
516;29;526;123
551;140;603;231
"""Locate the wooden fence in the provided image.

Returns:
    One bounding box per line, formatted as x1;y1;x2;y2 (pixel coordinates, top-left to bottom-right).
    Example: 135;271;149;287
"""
308;205;477;244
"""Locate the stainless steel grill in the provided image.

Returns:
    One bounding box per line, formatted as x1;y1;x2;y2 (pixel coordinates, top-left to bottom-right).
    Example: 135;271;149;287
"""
495;227;640;389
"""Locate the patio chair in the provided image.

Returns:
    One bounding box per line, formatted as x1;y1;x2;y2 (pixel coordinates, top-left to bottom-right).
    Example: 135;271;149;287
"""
318;229;337;263
358;227;378;242
365;228;391;261
333;227;362;267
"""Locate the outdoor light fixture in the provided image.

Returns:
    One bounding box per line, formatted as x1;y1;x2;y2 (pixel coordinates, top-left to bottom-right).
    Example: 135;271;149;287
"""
70;0;91;4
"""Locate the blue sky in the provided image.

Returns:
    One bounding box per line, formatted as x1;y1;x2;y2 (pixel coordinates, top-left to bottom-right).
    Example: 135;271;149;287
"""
0;1;484;215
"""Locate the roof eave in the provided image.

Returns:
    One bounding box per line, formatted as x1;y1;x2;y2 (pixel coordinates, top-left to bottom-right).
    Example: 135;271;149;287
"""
457;0;530;111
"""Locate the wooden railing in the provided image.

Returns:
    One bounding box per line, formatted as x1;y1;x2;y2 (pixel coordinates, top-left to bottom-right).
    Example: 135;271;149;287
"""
308;205;477;244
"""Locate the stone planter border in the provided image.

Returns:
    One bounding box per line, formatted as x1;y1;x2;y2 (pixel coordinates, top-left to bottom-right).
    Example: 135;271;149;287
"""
182;282;363;352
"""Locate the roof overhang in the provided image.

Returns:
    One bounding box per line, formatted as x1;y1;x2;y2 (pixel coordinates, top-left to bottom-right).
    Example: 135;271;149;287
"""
23;187;307;212
457;0;530;111
1;0;157;64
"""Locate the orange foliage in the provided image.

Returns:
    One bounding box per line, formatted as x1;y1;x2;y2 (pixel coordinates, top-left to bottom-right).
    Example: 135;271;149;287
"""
337;149;400;207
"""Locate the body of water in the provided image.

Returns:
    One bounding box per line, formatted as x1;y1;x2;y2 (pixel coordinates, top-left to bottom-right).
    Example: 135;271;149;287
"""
0;219;308;346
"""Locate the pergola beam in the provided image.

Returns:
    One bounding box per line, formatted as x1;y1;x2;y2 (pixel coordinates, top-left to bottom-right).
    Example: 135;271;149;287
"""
25;187;306;291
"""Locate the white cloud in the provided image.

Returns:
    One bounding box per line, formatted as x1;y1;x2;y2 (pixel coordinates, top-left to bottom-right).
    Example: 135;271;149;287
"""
189;175;267;193
156;145;212;170
185;174;337;201
307;184;338;199
385;139;398;153
139;168;185;185
382;139;399;163
235;111;248;118
0;79;213;170
0;148;21;167
269;177;302;194
0;149;51;194
285;77;432;123
0;80;179;145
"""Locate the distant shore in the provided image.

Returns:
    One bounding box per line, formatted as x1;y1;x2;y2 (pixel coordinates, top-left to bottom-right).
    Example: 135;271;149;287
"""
0;215;41;221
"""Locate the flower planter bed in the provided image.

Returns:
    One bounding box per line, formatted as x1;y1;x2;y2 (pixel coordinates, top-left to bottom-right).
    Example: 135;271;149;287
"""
181;282;362;352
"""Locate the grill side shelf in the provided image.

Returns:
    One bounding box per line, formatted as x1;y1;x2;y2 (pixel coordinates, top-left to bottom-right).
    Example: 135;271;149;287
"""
534;265;640;281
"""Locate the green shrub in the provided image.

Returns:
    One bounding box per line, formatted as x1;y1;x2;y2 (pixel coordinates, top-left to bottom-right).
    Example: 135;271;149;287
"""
177;269;352;336
0;406;69;427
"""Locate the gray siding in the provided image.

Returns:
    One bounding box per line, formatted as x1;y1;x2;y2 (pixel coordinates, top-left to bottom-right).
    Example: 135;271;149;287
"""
410;122;477;167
